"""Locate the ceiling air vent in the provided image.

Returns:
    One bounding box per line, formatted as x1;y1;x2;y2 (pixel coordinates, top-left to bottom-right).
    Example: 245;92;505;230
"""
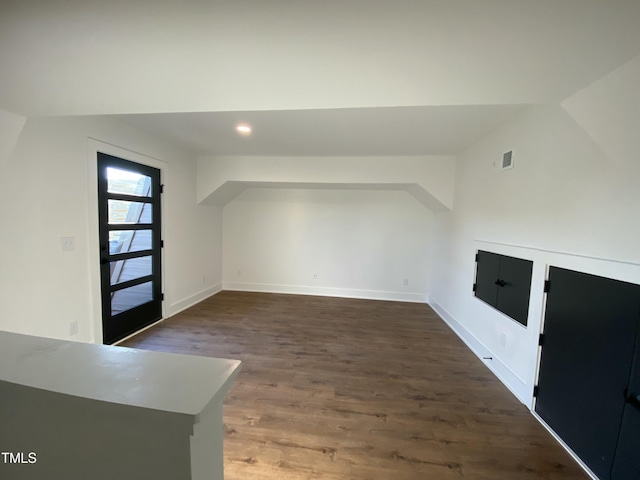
494;150;514;171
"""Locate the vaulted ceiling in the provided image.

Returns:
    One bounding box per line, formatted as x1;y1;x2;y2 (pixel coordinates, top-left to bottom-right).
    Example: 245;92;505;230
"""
2;0;639;155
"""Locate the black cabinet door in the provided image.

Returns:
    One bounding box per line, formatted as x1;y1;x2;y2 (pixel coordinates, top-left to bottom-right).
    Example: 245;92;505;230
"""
496;255;533;326
475;251;501;308
611;328;640;479
474;251;532;326
612;400;640;479
536;267;640;480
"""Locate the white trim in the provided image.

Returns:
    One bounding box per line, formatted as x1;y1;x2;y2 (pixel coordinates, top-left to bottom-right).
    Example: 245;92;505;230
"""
475;238;640;267
531;412;600;480
86;138;168;344
169;284;222;317
222;282;428;303
429;300;529;404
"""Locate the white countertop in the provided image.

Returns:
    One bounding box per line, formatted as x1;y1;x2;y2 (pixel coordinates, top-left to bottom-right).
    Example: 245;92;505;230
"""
0;331;241;416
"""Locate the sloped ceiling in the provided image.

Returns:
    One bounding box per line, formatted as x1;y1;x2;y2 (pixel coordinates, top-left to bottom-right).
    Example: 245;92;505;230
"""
1;0;639;155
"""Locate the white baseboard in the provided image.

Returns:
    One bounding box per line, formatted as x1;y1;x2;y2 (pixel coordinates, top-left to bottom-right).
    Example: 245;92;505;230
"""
168;284;222;317
429;301;529;404
222;282;428;303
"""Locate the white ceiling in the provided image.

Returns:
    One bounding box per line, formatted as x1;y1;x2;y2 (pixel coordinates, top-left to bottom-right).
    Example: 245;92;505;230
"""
1;0;639;156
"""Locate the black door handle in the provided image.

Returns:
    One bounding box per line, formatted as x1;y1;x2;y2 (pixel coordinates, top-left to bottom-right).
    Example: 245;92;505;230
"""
625;390;640;411
494;279;506;287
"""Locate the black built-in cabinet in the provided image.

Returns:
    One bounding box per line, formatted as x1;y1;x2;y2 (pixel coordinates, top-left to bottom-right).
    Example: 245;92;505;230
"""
474;250;533;326
536;267;640;480
472;251;639;478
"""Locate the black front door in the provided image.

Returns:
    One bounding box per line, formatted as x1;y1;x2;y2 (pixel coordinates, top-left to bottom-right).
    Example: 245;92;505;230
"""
535;267;640;479
97;153;163;344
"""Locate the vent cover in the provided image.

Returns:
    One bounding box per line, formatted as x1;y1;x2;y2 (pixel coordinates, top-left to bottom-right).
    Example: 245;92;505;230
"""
494;150;514;171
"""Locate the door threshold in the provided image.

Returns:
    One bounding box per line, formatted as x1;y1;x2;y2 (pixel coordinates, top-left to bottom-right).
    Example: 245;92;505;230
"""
112;318;165;346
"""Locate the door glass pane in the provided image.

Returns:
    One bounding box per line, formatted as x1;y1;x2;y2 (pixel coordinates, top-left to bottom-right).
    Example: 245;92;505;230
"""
107;167;152;197
110;256;152;286
108;200;152;224
111;281;153;316
109;230;152;254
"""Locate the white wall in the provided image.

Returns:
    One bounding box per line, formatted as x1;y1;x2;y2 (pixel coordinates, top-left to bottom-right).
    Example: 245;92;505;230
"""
0;115;221;343
223;188;433;302
429;57;640;404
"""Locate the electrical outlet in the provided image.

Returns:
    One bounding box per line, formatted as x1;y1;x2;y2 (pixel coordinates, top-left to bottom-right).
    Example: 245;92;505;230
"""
403;278;409;286
202;274;206;284
237;269;242;277
500;332;507;347
60;236;75;251
313;273;318;279
69;321;78;336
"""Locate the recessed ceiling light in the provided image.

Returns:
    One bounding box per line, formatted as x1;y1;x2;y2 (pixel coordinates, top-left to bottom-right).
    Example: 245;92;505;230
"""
236;124;252;136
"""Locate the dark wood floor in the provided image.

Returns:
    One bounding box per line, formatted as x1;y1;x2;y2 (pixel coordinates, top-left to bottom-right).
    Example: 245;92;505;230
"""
122;291;587;480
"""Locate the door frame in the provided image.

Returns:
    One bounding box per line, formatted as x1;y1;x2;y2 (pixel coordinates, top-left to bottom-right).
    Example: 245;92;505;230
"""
97;152;162;344
87;139;167;344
